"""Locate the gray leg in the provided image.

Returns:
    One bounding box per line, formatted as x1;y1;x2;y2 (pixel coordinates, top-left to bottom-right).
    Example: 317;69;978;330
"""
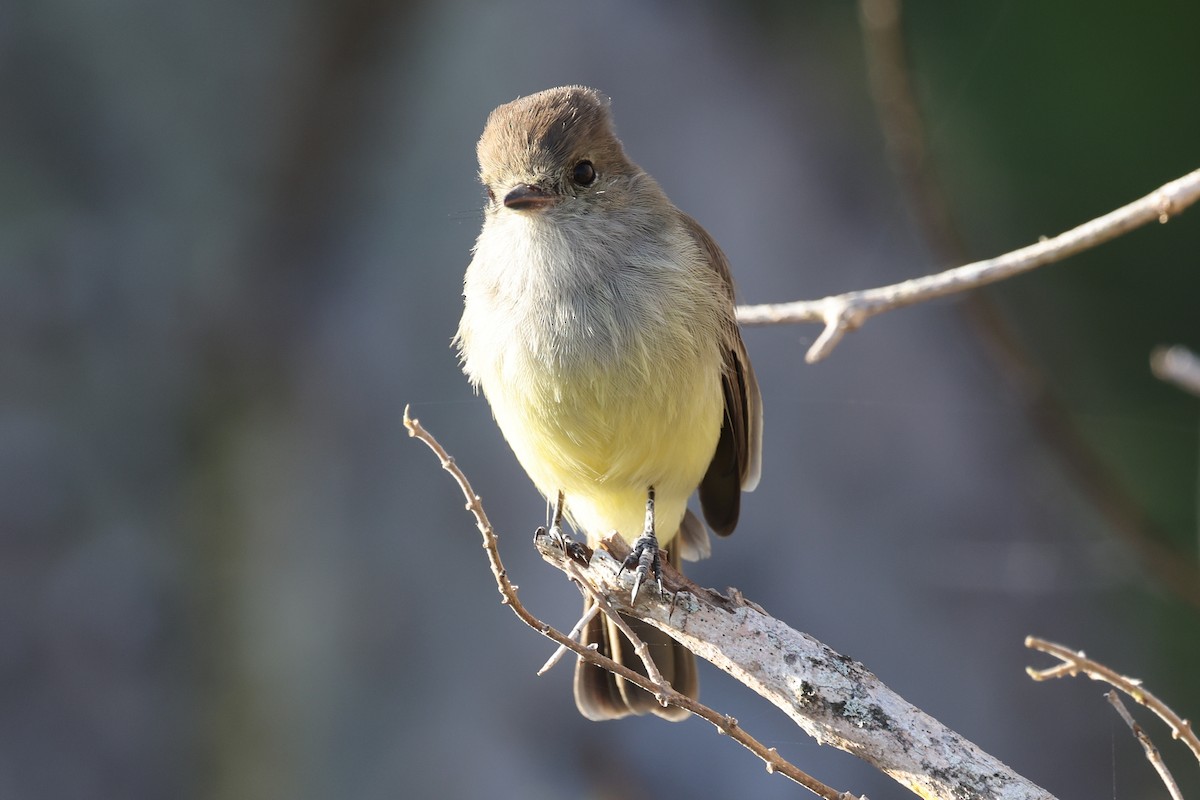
537;491;589;563
619;486;664;602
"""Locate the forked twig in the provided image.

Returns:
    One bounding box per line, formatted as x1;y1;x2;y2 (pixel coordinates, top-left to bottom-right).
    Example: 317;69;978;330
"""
1025;636;1200;765
537;600;601;676
564;560;667;689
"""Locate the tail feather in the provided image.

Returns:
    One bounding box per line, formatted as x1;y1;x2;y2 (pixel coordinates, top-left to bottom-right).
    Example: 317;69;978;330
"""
572;542;697;721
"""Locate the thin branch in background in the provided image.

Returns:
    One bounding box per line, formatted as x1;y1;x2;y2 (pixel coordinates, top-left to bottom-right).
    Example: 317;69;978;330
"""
852;0;1200;614
858;0;963;264
736;167;1200;363
1152;345;1200;399
1106;690;1186;800
403;407;855;800
1025;636;1200;765
746;1;1200;363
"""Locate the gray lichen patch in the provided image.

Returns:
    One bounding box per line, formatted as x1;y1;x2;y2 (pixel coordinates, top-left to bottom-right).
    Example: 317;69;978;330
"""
830;697;892;730
923;762;1017;800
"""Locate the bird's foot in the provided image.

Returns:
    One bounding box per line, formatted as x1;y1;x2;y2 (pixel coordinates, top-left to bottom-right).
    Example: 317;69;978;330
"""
536;524;591;565
618;530;664;603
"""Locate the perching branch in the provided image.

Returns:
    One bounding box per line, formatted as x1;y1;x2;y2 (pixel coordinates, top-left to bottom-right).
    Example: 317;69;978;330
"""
1152;344;1200;399
542;533;1056;800
403;407;855;800
404;407;1058;800
737;167;1200;363
1105;690;1186;800
1025;636;1200;765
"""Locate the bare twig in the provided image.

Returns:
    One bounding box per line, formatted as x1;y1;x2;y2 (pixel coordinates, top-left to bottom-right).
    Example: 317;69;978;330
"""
563;560;681;710
537;600;601;676
403;407;855;800
1152;345;1200;398
737;167;1200;363
1106;690;1186;800
1025;636;1200;765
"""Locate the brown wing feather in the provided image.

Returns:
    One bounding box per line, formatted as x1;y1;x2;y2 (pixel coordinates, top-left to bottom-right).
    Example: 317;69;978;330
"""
679;214;763;537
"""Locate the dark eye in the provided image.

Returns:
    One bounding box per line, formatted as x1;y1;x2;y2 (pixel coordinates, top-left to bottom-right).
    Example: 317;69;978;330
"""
484;186;495;203
571;160;596;187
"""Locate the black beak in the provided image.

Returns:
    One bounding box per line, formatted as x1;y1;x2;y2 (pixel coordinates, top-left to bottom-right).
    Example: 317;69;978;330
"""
503;184;556;211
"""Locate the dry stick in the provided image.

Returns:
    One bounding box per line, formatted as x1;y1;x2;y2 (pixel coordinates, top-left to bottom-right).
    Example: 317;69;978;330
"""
537;600;600;676
546;569;688;690
1025;636;1200;765
563;560;679;709
564;562;666;685
1105;690;1186;800
403;407;855;800
737;167;1200;363
1152;344;1200;399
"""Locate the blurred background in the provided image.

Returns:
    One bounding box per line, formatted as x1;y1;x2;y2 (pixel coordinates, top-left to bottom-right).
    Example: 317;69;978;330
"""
3;0;1198;798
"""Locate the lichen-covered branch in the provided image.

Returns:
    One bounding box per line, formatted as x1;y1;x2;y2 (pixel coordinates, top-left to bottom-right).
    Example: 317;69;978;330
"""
538;533;1057;800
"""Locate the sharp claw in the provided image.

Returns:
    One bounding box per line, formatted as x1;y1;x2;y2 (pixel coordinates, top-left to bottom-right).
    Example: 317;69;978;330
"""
563;537;590;564
541;524;592;565
622;530;665;603
570;541;591;565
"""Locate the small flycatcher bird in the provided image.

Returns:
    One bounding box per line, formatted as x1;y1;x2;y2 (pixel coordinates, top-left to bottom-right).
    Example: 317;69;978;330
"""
455;86;762;721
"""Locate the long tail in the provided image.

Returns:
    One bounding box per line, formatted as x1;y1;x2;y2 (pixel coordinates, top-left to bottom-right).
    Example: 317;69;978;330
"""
572;541;697;721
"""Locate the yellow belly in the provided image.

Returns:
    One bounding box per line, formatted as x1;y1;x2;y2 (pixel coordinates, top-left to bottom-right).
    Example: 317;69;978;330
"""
485;350;724;546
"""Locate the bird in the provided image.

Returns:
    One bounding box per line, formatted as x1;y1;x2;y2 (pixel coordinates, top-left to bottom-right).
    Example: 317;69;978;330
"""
455;85;762;720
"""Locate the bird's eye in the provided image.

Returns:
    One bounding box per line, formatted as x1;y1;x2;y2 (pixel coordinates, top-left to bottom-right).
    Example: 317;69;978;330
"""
571;160;596;187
